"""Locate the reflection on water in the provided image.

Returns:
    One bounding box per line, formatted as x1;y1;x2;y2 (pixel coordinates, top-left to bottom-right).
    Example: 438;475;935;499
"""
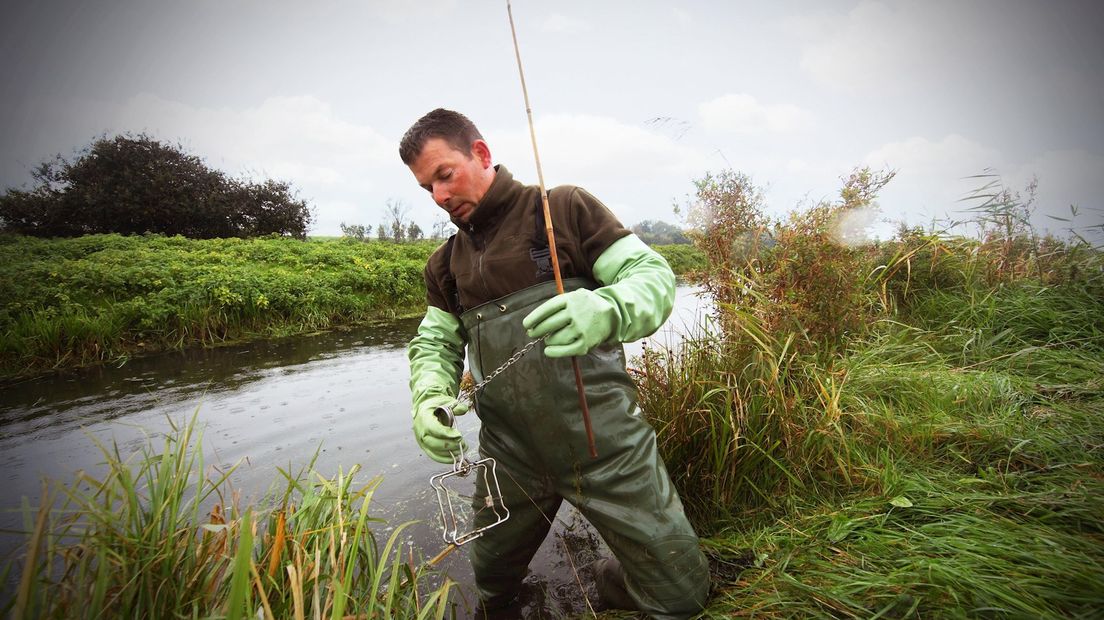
0;287;708;617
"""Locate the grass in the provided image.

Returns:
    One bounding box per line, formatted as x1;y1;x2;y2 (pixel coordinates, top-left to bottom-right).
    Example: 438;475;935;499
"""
704;465;1104;617
0;234;704;381
636;229;1104;617
0;234;439;379
1;414;456;619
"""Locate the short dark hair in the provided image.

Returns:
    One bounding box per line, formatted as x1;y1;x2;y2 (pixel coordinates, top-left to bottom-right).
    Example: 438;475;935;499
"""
399;108;484;165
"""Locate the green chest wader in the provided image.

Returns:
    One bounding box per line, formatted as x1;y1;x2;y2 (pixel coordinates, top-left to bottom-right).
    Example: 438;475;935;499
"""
460;278;709;619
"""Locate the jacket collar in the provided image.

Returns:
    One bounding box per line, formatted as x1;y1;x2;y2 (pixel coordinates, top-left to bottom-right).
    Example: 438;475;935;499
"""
454;165;526;232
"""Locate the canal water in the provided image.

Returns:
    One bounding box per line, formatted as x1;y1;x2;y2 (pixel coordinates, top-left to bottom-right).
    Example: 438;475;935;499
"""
0;286;708;617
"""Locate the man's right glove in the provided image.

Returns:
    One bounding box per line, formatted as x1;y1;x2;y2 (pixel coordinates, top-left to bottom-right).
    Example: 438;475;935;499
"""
412;392;470;464
523;288;618;358
408;306;469;463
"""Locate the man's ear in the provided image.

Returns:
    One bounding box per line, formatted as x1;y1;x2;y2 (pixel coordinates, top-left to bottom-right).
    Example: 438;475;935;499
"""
470;140;492;168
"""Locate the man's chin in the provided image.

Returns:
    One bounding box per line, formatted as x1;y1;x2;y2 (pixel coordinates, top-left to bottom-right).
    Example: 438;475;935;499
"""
451;206;473;223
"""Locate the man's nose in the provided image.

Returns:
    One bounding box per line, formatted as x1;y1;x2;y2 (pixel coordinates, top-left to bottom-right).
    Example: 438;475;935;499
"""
433;184;450;207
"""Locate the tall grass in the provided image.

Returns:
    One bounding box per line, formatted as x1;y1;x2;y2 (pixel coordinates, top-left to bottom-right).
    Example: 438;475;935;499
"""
639;169;1104;617
2;415;455;619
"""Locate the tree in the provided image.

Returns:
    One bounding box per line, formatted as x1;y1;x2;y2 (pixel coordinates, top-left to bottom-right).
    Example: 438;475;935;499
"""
406;222;423;241
0;133;314;238
377;222;388;241
431;217;455;239
340;222;371;241
630;219;690;245
385;198;410;243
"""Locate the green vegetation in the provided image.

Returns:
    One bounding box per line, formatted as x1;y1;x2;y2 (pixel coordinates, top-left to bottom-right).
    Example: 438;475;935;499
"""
636;168;1104;617
0;234;437;379
652;243;706;277
0;234;703;381
0;134;313;239
4;415;454;619
4;162;1100;616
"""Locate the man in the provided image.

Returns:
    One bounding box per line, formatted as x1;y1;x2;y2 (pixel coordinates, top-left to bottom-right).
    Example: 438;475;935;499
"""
400;108;709;619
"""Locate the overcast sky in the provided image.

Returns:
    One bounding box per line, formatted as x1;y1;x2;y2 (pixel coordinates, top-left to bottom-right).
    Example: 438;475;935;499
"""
2;0;1102;240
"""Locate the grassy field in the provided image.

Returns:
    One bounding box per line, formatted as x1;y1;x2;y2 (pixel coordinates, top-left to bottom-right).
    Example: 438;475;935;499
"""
0;233;697;380
0;234;439;379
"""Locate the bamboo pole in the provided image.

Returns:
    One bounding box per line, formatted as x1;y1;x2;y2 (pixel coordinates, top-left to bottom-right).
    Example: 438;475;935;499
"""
506;0;597;459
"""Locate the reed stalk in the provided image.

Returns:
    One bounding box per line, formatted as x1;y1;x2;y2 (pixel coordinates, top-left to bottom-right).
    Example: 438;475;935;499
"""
1;414;455;619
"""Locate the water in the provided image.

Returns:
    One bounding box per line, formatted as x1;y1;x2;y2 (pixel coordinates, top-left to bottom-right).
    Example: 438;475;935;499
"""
0;286;708;616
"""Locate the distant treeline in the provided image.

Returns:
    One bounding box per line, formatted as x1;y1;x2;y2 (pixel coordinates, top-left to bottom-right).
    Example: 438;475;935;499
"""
630;219;690;245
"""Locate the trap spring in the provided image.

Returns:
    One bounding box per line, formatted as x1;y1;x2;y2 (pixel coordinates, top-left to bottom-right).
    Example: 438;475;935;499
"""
428;408;510;545
427;337;544;545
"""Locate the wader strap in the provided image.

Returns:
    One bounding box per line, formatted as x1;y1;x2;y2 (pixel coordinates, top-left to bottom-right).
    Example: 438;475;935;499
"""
529;190;572;283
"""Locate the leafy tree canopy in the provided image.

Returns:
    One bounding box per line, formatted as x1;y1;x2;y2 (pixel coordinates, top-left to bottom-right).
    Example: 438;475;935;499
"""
0;134;314;239
630;219;690;245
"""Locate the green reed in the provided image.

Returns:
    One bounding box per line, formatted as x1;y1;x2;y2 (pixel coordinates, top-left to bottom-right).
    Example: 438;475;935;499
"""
2;415;455;619
632;170;1103;617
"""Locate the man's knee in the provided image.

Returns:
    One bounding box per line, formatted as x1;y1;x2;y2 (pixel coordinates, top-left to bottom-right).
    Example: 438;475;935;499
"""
469;537;528;603
620;534;711;619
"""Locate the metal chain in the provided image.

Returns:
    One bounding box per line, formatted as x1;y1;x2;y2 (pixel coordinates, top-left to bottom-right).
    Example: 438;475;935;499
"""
457;335;546;407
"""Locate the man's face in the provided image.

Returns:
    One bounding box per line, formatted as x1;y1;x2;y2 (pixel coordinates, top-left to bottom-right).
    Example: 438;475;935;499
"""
408;137;494;224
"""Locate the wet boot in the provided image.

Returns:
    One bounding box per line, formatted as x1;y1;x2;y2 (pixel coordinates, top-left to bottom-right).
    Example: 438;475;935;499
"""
472;591;523;619
590;557;637;612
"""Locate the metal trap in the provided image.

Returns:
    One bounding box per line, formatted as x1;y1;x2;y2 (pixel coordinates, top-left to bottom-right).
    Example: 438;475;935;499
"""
429;406;510;545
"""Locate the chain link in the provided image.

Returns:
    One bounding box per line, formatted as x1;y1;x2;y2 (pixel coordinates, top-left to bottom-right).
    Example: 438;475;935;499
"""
457;335;546;407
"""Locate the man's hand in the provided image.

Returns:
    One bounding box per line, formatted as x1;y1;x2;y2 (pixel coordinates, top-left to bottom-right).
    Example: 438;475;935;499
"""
412;394;469;463
523;288;618;358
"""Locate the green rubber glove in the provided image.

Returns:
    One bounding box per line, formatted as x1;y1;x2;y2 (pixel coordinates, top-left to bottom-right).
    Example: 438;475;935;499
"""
522;234;676;358
523;289;618;358
412;393;470;463
408;306;469;462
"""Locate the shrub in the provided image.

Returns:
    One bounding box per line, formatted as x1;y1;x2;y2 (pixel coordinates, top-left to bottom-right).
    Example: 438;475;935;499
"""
678;166;894;352
0;134;314;239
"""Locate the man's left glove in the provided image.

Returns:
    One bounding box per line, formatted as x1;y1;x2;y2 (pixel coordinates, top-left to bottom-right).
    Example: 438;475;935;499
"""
523;288;618;358
522;234;677;359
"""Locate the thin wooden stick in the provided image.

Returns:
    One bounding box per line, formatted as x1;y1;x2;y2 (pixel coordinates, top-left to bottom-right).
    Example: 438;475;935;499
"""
507;0;597;459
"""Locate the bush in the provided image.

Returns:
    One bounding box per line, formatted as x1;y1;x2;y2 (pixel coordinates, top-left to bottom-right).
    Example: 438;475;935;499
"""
0;134;314;239
652;243;706;276
678;167;894;352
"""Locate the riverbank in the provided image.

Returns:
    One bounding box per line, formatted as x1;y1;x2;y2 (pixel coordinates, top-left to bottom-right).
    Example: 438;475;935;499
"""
0;233;702;381
0;234;434;380
638;232;1104;617
3;230;1101;616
